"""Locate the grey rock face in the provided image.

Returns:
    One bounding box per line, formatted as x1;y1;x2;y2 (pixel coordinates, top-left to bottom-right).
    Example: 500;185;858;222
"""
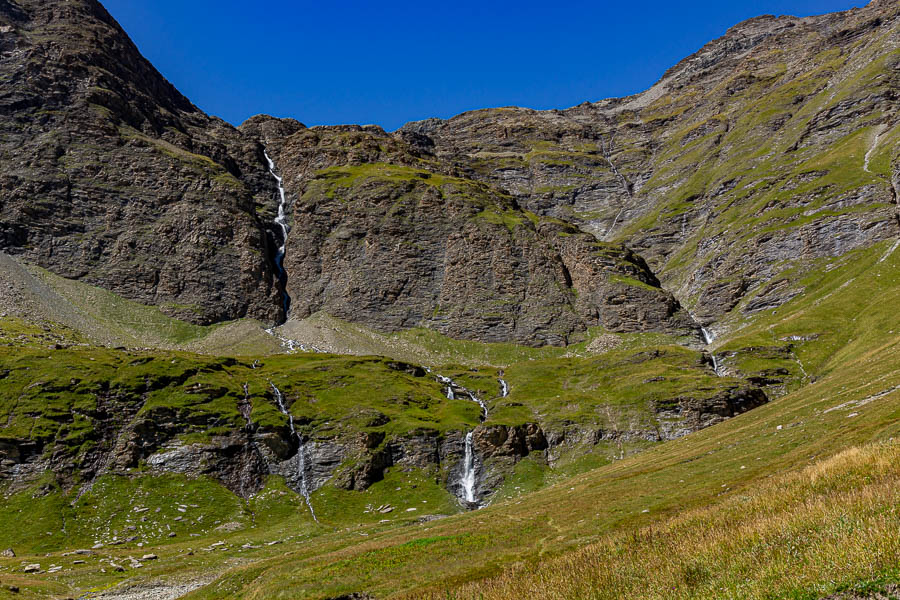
0;0;284;325
241;122;700;346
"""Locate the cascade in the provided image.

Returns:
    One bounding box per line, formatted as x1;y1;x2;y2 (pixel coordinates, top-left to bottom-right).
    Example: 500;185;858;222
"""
700;326;722;377
499;378;509;398
270;382;318;522
427;368;488;505
460;431;477;503
264;150;292;317
436;374;456;400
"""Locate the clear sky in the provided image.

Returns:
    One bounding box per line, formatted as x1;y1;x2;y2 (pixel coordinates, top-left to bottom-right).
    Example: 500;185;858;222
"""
100;1;866;131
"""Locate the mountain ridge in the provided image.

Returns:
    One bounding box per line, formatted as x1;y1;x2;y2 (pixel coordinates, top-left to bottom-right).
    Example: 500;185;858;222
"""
1;2;900;598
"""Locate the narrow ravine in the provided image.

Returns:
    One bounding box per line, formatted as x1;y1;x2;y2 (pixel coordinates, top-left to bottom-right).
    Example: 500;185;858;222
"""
264;150;292;319
269;382;318;522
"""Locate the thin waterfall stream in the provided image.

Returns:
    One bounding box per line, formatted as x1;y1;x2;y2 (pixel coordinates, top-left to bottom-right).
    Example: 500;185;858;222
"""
264;150;292;318
700;326;722;377
269;382;318;522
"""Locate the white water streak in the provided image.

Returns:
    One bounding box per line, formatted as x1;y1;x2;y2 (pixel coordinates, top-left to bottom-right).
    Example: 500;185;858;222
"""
429;369;488;505
264;150;291;316
461;432;477;503
263;328;323;354
700;326;722;377
864;127;885;174
879;239;900;263
270;383;318;522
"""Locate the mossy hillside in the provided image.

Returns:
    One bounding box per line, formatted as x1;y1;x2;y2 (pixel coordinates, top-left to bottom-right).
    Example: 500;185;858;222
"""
280;312;691;371
0;313;729;467
6;243;900;598
426;439;900;600
304;163;514;211
0;334;484;465
103;223;900;598
496;346;736;429
164;292;900;599
615;41;900;308
0;463;462;558
0;472;247;554
3;258;281;355
689;240;900;396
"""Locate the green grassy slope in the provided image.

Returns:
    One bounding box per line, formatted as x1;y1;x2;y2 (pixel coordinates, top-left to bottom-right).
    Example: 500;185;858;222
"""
0;236;898;599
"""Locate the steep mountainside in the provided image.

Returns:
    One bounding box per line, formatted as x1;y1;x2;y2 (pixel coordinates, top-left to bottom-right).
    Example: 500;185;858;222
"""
241;118;698;346
0;0;284;325
397;0;900;324
2;1;900;598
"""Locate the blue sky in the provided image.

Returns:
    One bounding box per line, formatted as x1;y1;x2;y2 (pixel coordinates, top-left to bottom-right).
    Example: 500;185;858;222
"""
101;1;865;131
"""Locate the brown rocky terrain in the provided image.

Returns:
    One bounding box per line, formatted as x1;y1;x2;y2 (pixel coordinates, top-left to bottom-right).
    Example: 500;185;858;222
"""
0;0;284;325
5;0;898;346
396;0;900;324
241;118;699;345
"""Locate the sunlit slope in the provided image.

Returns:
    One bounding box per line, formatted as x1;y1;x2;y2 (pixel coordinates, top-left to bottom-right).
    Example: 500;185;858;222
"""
167;238;900;598
1;239;898;599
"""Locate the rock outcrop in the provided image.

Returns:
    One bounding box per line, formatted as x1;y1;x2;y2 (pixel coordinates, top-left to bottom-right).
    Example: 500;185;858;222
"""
0;0;284;325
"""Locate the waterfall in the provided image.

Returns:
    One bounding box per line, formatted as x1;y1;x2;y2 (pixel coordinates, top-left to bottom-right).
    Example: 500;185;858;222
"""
425;368;488;506
264;150;292;317
269;382;318;522
435;374;456;400
700;326;722;377
499;378;509;398
460;432;477;503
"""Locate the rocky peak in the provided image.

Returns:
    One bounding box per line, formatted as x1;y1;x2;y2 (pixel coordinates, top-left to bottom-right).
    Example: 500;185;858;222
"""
0;0;286;325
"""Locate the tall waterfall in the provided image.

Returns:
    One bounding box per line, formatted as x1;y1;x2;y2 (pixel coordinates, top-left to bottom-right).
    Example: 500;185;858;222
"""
264;150;291;317
460;431;477;503
270;382;318;522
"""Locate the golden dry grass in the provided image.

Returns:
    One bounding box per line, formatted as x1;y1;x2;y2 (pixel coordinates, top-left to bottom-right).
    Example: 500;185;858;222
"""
412;441;900;600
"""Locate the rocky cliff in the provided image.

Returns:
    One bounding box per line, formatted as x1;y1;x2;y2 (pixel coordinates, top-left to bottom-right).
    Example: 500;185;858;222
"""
396;0;900;324
241;118;698;345
0;0;284;325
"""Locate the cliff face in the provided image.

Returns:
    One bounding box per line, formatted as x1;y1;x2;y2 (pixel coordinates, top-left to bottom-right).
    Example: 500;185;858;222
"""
3;0;899;344
0;0;284;325
241;119;698;345
397;0;900;323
